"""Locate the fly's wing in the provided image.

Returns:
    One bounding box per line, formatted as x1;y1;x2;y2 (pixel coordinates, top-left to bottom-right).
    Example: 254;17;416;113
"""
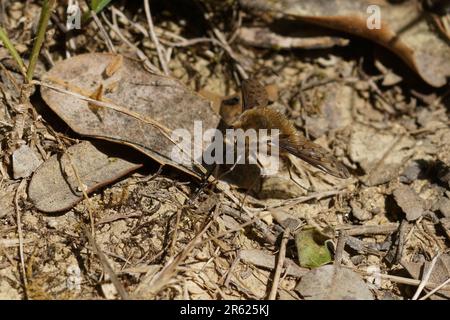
278;135;350;179
241;79;269;111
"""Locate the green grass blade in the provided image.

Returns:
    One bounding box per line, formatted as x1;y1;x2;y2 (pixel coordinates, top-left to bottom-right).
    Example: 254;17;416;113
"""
26;0;56;82
0;26;26;77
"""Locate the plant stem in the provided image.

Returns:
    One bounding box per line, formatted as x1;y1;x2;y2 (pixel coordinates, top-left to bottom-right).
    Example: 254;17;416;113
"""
26;0;56;82
0;26;26;78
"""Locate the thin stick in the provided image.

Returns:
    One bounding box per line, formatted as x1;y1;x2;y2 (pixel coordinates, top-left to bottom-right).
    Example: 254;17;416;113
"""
103;11;161;74
144;0;169;75
135;209;219;297
82;226;129;300
224;253;241;287
169;209;182;257
412;253;441;300
419;277;450;300
366;272;449;290
336;223;399;236
201;215;265;245
65;150;96;234
14;179;28;299
200;7;249;78
268;227;290;300
257;189;345;211
394;220;409;264
91;10;116;53
334;231;347;266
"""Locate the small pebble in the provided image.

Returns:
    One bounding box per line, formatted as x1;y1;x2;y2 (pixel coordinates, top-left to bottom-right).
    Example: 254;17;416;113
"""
47;219;58;229
400;161;422;184
393;184;424;221
12;144;42;179
350;200;372;221
350;255;365;265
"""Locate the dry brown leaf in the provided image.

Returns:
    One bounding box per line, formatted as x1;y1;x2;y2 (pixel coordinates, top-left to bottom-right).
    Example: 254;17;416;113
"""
28;141;143;213
40;53;221;178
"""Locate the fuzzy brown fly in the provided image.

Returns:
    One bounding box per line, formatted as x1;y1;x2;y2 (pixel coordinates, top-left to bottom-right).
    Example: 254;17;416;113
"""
231;79;350;179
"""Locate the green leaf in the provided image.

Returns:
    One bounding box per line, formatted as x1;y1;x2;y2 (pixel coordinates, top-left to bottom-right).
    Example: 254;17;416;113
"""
295;228;332;268
82;0;114;24
90;0;113;13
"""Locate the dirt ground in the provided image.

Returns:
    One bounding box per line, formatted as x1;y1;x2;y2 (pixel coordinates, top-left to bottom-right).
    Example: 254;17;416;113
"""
0;0;449;300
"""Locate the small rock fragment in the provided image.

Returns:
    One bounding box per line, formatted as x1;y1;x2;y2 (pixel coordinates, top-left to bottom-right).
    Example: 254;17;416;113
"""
366;265;382;288
271;210;301;230
438;198;450;218
349;125;414;186
350;200;373;221
240;249;308;278
101;283;118;300
295;265;374;300
12;144;42;179
393;184;424;221
441;218;450;234
66;264;81;292
400;161;422;184
350;255;365;265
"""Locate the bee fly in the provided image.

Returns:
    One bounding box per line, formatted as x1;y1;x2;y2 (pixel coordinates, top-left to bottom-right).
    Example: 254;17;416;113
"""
231;79;350;179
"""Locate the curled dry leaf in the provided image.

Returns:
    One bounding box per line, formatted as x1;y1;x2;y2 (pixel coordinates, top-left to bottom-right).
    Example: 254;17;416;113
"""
40;53;221;178
240;0;450;87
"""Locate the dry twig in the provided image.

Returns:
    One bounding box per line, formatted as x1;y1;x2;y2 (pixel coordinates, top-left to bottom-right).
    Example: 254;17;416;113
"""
82;226;129;300
419;277;450;300
14;179;28;298
144;0;170;75
412;252;441;300
91;10;116;53
268;228;290;300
